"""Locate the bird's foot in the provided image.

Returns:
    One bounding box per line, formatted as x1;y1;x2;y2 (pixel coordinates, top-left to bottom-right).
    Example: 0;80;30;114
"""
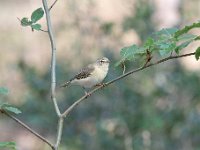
95;83;106;89
84;91;91;98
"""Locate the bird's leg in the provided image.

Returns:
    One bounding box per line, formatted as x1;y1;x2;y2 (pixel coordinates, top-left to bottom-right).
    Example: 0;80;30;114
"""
95;83;106;88
82;87;91;98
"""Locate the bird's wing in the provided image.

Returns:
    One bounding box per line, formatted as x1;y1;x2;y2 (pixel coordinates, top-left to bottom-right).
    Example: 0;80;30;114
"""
74;64;95;80
60;64;95;88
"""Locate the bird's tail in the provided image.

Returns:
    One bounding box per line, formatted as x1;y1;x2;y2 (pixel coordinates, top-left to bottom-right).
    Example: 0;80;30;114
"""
59;81;71;88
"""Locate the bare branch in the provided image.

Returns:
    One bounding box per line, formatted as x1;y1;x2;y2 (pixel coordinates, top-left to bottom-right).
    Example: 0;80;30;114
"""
39;29;48;32
42;0;61;116
49;0;58;11
55;117;64;150
0;110;54;149
42;0;64;149
61;52;195;117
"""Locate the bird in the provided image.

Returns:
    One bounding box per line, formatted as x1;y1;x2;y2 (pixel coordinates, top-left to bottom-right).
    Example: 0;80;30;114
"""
60;57;110;95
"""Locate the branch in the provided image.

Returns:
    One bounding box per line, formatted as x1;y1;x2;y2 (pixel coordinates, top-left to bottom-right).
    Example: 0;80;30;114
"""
42;0;64;149
42;0;60;116
0;110;54;149
61;52;195;117
54;117;64;150
39;29;48;32
49;0;58;11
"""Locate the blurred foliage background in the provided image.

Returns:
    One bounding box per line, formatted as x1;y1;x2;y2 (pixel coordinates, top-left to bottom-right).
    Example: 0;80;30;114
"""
0;0;200;150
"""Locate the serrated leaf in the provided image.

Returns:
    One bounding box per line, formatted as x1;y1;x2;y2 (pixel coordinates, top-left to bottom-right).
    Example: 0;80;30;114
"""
31;24;41;31
1;103;21;114
144;38;155;51
175;40;193;54
155;28;178;36
195;47;200;60
0;87;9;95
177;34;197;41
115;45;146;66
158;42;176;56
31;8;44;23
21;17;32;26
0;142;16;150
175;22;200;38
159;49;171;57
120;45;146;59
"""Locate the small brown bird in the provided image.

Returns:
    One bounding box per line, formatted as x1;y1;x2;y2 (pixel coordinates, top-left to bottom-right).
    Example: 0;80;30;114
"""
60;57;110;94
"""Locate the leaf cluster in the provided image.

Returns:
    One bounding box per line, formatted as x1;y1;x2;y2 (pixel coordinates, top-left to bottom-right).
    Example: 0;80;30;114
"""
0;87;20;150
0;142;17;150
20;8;44;31
0;87;21;114
116;21;200;66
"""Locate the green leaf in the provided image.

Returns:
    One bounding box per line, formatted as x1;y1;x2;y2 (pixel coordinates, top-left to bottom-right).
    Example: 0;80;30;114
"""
175;22;200;38
0;142;16;150
153;28;178;56
175;40;193;54
155;28;178;36
144;37;155;51
115;45;146;66
31;24;42;31
0;87;9;95
157;42;176;56
177;34;197;41
21;17;32;26
1;103;21;114
194;36;200;41
195;47;200;60
4;106;22;114
120;45;146;59
31;8;44;23
114;58;126;67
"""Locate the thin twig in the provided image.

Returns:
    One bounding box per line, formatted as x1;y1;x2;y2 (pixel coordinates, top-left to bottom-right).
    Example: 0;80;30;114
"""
42;0;61;117
55;117;64;150
49;0;58;11
122;62;126;74
39;29;48;32
0;110;54;149
61;52;195;117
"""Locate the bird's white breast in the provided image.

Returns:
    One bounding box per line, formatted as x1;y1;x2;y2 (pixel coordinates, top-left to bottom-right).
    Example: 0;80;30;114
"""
71;63;109;88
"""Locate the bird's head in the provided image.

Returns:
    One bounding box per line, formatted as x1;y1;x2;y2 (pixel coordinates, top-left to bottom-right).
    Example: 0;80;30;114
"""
96;57;110;66
95;57;110;72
